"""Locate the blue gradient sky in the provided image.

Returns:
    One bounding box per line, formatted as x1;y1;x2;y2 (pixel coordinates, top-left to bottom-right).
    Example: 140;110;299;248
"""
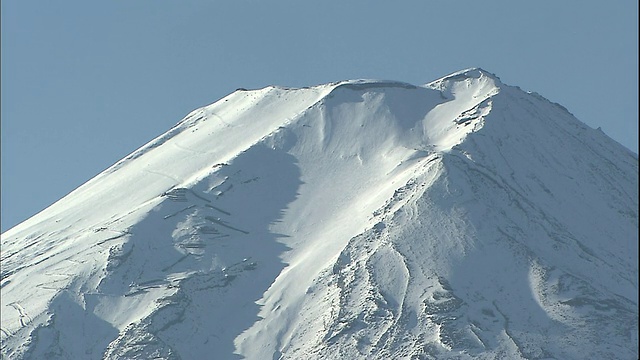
2;1;638;231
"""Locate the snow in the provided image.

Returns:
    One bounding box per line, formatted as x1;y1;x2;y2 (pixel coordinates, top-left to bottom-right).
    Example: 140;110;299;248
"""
1;68;637;359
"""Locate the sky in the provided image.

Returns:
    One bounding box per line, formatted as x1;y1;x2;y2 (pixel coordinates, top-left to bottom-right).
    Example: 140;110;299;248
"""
1;1;638;232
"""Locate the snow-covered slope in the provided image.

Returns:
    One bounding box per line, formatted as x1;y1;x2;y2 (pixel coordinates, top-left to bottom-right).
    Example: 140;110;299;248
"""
1;68;637;359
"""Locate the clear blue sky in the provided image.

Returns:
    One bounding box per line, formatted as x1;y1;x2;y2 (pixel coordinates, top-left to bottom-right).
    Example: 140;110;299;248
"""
2;1;638;232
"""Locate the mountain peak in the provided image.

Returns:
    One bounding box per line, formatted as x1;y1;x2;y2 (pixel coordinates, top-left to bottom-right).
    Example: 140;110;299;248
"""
433;67;502;83
1;69;637;360
423;67;502;102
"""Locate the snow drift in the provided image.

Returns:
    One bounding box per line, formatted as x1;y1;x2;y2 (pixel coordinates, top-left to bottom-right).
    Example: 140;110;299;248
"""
1;68;638;359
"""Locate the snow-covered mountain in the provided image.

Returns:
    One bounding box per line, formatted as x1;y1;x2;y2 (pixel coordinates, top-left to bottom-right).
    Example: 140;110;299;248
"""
1;68;637;359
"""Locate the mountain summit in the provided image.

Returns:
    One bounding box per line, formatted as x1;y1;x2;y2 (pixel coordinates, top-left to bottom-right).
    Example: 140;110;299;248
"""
1;68;637;359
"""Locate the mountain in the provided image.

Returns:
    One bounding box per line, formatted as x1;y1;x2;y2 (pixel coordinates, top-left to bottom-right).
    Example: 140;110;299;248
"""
1;68;637;359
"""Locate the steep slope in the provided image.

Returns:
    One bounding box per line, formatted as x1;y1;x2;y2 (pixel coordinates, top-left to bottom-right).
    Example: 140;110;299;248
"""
1;68;637;359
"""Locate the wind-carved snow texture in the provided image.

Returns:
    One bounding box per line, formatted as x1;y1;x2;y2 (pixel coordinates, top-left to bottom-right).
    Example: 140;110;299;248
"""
100;145;301;359
1;68;638;359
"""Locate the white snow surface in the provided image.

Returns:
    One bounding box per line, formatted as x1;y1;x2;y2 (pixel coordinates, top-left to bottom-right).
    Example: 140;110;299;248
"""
1;68;638;359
